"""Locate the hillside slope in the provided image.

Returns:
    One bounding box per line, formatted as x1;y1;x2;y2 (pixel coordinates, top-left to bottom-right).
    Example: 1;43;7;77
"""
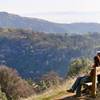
0;28;100;80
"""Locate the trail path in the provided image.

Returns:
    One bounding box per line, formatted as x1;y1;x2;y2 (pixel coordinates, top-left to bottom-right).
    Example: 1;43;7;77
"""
54;92;95;100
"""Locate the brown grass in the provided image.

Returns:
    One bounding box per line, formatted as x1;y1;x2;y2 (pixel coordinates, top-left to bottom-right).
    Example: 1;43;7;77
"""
22;77;76;100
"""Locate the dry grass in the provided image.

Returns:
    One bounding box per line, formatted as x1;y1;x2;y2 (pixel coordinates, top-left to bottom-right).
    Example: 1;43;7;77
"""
22;77;76;100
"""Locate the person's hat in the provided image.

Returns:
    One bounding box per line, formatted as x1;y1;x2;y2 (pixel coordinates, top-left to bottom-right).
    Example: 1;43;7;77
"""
97;51;100;54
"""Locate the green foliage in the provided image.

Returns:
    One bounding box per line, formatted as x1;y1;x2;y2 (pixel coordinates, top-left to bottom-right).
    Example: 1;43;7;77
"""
26;78;34;86
67;57;92;77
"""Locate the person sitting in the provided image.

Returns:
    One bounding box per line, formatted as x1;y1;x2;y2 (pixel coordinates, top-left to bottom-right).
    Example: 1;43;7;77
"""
94;51;100;83
67;51;100;97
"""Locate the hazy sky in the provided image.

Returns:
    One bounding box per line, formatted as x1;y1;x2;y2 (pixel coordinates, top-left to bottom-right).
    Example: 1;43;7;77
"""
0;0;100;23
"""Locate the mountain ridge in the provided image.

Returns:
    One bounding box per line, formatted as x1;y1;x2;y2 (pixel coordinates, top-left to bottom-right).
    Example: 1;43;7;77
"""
1;12;100;34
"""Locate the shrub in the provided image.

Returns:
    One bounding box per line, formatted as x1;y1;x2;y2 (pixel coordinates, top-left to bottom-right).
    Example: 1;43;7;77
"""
0;65;34;100
67;57;92;77
0;86;7;100
38;71;63;91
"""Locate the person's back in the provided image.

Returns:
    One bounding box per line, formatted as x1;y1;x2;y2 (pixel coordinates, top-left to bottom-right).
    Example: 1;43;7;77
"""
93;51;100;83
93;56;100;67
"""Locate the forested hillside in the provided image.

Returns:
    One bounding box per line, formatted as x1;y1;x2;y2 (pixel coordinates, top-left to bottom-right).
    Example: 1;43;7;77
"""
0;28;100;81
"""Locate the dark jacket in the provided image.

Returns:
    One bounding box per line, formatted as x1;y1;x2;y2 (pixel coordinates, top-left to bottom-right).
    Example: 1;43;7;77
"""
93;55;100;82
93;56;100;67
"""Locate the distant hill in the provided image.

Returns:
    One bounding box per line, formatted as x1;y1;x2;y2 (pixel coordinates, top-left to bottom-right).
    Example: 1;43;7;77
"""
1;12;100;34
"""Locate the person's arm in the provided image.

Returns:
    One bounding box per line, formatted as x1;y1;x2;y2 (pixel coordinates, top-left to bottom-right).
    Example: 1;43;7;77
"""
88;57;96;76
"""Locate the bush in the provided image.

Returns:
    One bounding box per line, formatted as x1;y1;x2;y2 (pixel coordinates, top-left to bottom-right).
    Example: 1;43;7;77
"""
0;65;34;100
0;86;7;100
38;71;63;91
67;57;92;77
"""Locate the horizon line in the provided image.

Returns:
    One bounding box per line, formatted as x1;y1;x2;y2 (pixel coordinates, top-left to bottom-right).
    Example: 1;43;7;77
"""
0;11;100;24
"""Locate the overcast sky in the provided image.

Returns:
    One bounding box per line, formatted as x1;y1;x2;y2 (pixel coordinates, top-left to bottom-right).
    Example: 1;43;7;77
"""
0;0;100;23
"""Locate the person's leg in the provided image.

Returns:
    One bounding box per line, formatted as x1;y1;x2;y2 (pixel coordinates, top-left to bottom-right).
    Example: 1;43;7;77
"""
67;76;83;92
98;75;100;83
71;77;83;92
76;76;91;96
